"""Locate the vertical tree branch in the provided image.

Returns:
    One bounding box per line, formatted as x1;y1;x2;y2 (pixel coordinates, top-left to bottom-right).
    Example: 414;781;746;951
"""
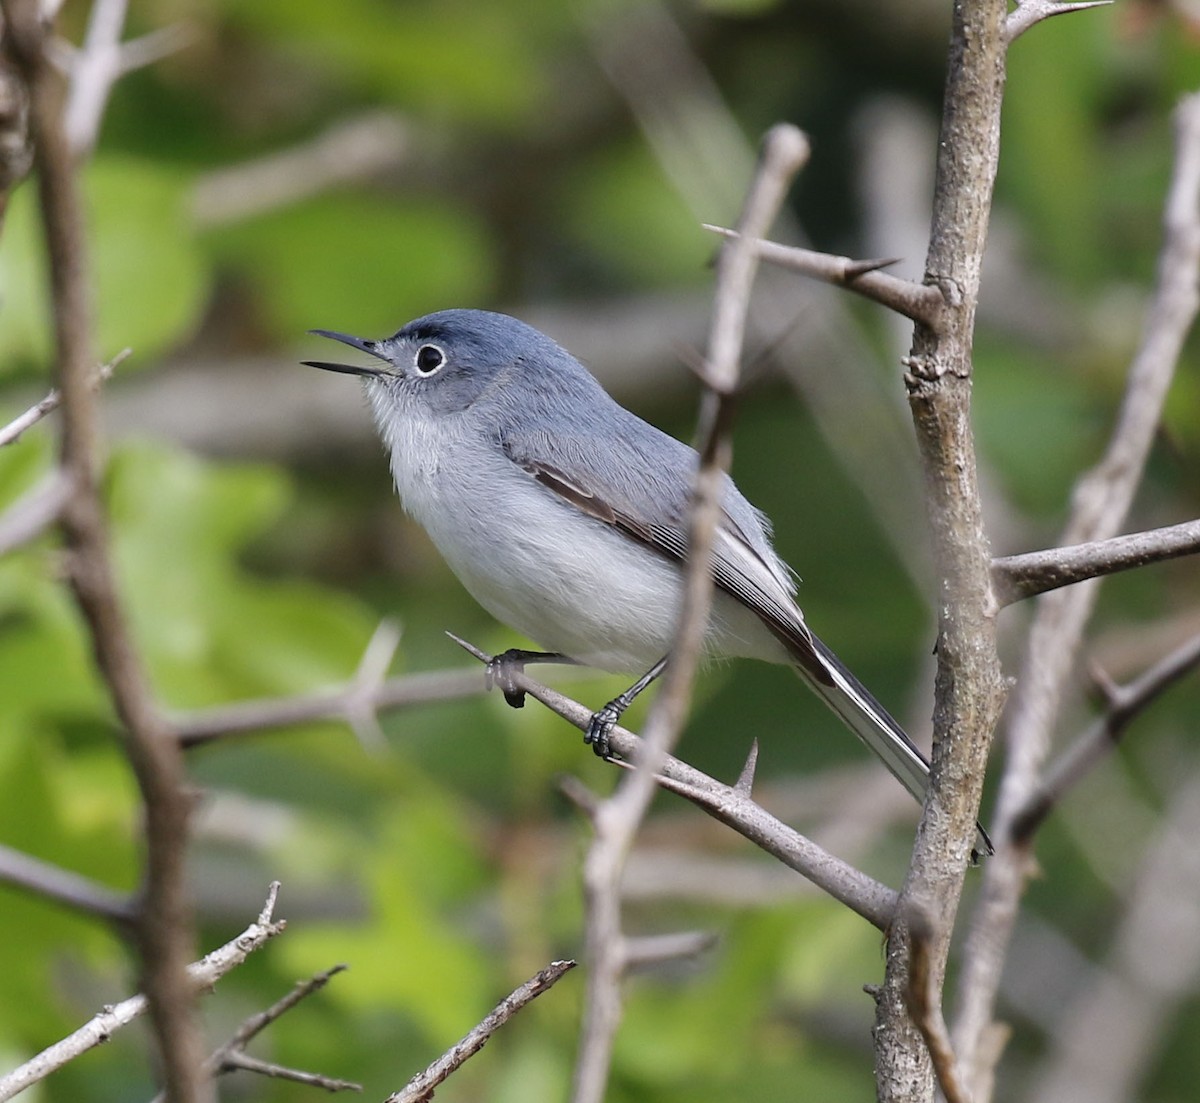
0;4;209;1101
569;124;809;1103
875;1;1010;1099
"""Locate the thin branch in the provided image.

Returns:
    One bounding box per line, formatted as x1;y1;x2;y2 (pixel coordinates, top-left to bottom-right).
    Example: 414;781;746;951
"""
217;964;347;1056
451;634;898;931
0;348;128;448
1005;0;1113;44
1;5;207;1100
0;468;71;554
0;841;136;927
384;960;577;1103
218;1052;360;1094
571;123;809;1103
904;901;973;1103
703;225;946;329
991;518;1200;606
1011;631;1200;841
0;885;286;1103
953;92;1200;1098
174;665;487;749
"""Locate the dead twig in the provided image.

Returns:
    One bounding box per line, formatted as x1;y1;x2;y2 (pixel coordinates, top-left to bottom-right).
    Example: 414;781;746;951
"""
185;965;361;1097
384;960;577;1103
0;468;72;554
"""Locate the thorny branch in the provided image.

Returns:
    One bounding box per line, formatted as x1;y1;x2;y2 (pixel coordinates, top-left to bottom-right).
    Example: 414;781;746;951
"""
702;225;946;329
870;0;1012;1097
450;636;897;930
0;347;128;448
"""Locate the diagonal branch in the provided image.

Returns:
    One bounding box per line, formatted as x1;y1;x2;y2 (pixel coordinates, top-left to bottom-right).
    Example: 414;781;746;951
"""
450;634;898;931
0;468;72;554
1011;631;1200;841
384;960;576;1103
992;519;1200;606
198;965;361;1096
904;900;973;1103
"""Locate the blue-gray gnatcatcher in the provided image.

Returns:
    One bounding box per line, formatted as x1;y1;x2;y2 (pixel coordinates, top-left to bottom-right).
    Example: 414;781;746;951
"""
305;309;988;852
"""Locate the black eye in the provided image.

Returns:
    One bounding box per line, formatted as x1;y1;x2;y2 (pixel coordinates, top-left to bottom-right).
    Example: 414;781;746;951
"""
415;344;445;375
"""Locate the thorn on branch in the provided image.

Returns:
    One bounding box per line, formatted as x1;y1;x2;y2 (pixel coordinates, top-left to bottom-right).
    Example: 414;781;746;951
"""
1005;0;1113;45
735;740;759;795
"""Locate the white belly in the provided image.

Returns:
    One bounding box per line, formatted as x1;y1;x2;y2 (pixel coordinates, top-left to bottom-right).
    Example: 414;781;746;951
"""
373;400;783;673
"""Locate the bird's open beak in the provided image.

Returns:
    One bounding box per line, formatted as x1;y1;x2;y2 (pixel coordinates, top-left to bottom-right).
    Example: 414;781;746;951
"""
302;329;390;377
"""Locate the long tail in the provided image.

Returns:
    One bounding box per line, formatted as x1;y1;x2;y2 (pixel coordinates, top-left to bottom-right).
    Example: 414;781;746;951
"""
798;633;993;859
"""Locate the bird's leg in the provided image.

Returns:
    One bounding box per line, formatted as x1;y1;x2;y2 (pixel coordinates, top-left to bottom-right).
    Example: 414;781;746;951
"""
586;655;669;759
485;648;578;708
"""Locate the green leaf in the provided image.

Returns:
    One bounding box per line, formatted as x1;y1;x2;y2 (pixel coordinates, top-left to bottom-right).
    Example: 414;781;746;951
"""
0;156;209;373
204;193;496;342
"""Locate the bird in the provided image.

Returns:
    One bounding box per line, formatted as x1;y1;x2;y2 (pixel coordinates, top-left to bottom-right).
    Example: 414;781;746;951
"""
304;308;989;856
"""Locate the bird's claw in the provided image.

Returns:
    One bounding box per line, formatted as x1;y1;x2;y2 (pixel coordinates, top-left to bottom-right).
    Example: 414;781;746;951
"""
485;649;528;709
585;702;621;759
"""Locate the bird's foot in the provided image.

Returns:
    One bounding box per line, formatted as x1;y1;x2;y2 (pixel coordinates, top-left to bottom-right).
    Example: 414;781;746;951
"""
485;649;531;709
584;701;622;759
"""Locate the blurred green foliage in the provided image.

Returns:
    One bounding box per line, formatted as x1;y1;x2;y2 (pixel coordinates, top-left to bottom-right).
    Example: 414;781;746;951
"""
1;1;1199;1101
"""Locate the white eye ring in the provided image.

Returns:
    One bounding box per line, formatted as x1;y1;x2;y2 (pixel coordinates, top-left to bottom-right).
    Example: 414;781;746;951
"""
414;343;446;375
